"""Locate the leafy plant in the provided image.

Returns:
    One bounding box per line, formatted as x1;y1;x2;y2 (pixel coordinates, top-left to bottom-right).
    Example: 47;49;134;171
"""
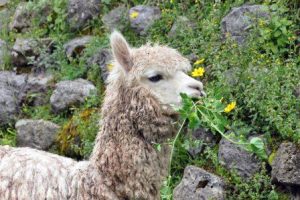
0;127;16;146
178;93;267;159
256;4;295;54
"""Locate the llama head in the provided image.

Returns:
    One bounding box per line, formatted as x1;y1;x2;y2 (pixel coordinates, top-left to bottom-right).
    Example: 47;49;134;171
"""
108;31;205;106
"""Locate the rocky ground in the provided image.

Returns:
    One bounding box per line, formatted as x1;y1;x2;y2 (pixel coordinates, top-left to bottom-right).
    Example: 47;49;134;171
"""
0;0;299;199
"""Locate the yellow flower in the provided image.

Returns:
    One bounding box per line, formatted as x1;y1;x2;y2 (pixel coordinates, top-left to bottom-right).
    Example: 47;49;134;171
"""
194;58;205;65
258;19;265;27
191;67;205;77
224;101;236;113
130;11;139;19
107;63;114;71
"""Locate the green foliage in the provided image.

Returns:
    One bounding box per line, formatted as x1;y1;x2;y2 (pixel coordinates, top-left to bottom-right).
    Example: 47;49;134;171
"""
0;127;16;146
255;3;296;54
227;165;284;200
179;93;267;159
0;0;299;198
57;107;100;159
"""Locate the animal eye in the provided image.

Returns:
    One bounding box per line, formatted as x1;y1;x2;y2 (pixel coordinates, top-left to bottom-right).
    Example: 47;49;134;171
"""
148;74;163;82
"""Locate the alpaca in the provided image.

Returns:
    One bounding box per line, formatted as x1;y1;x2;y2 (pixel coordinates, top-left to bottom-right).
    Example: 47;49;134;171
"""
0;32;204;200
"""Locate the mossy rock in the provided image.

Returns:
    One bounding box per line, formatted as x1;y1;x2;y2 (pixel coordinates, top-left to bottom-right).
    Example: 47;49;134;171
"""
56;108;99;159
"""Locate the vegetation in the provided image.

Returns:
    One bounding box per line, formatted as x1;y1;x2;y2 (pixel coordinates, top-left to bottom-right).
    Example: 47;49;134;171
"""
0;0;299;199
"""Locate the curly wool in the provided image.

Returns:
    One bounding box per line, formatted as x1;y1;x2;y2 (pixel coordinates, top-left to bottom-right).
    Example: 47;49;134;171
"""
0;75;177;200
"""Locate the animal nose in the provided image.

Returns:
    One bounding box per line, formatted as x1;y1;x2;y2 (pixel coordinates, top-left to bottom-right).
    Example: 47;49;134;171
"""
188;83;206;97
189;84;201;92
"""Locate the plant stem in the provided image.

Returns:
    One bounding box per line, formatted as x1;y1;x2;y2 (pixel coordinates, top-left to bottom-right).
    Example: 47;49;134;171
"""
193;102;248;146
168;118;186;175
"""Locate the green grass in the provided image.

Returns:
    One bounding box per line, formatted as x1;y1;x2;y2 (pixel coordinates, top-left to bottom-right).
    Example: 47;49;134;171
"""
0;0;299;199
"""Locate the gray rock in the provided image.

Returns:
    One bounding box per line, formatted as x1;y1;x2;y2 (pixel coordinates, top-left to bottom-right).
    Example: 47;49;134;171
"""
188;128;217;158
67;0;100;31
221;4;269;45
0;88;19;125
11;38;53;68
0;0;8;7
19;74;53;106
10;2;52;32
0;71;27;125
0;71;54;125
218;137;261;179
64;36;93;59
11;38;39;67
271;142;300;186
15;119;60;150
50;79;96;113
129;5;161;35
87;48;113;83
173;166;225;200
9;3;31;32
102;5;128;32
168;16;196;38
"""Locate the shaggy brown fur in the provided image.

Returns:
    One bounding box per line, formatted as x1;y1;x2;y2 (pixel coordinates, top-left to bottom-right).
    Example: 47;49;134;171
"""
0;32;185;200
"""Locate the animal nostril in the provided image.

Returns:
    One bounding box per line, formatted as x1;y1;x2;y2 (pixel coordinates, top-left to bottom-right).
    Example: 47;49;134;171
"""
189;85;201;91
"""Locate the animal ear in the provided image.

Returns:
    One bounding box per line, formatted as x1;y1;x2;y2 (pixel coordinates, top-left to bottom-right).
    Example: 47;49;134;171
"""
110;31;133;72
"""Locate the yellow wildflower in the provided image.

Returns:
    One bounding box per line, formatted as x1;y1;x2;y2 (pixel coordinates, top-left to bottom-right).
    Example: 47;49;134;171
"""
258;19;265;27
191;67;205;77
194;58;205;65
224;101;236;113
130;11;139;19
107;63;114;71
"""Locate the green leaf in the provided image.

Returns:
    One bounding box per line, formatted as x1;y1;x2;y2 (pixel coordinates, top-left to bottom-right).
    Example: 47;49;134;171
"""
188;112;201;129
153;143;162;152
250;137;268;160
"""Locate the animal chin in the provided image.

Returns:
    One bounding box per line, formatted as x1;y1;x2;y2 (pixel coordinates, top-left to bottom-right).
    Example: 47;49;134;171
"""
161;104;179;121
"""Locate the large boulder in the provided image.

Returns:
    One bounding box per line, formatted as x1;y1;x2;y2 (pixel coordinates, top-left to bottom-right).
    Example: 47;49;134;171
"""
15;119;60;150
87;48;113;83
18;74;53;106
173;166;225;200
218;137;262;179
0;71;53;125
0;71;27;125
67;0;100;31
11;38;53;69
64;36;93;59
102;5;128;32
50;79;96;113
221;4;269;45
168;16;196;38
271;142;300;186
129;5;161;35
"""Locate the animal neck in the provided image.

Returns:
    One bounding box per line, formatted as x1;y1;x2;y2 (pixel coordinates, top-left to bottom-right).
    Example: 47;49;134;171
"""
89;82;176;199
